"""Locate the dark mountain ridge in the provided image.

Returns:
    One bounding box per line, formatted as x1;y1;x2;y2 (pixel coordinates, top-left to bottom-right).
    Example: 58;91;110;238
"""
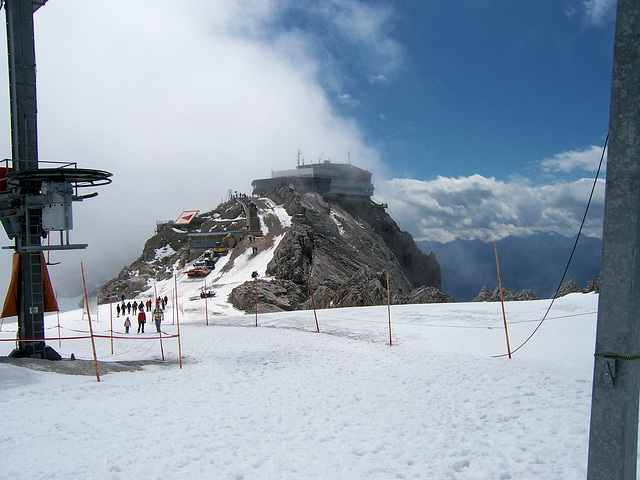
418;232;602;301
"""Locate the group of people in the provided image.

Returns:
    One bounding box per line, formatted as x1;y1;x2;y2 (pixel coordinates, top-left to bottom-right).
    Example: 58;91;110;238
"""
116;299;152;317
119;295;168;334
123;307;164;334
116;296;169;317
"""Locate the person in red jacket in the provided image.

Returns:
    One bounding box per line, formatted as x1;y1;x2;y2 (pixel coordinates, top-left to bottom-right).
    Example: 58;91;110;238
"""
124;317;131;334
137;309;146;333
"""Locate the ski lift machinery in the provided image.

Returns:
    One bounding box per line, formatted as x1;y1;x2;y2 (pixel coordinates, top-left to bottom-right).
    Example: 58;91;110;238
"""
0;0;112;359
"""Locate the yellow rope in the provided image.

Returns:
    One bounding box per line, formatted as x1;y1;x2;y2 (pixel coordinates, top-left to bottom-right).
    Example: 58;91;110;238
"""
595;353;640;361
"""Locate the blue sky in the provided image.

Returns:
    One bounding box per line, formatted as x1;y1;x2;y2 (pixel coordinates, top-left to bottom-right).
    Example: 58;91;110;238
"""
273;1;614;183
385;2;612;182
0;0;617;294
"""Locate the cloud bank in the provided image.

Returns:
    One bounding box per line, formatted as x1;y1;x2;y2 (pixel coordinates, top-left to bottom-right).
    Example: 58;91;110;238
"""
540;145;607;173
0;0;390;296
376;173;605;244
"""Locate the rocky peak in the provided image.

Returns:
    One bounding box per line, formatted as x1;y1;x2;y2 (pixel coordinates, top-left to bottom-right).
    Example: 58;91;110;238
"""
229;186;443;312
472;285;538;302
100;186;446;313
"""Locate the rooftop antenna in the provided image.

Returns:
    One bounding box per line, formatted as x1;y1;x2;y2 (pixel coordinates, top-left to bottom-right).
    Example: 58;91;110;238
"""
0;0;111;360
297;149;301;167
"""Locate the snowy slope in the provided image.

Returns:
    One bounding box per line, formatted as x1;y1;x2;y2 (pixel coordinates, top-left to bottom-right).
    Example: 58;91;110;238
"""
0;198;619;479
0;285;607;479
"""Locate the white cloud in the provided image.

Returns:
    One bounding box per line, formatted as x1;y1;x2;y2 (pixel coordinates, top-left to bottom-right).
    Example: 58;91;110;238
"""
325;0;403;75
540;145;607;173
337;93;360;107
0;0;385;297
582;0;616;26
375;175;605;243
368;74;388;84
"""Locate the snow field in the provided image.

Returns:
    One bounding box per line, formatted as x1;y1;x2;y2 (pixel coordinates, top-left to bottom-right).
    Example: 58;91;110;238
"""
0;293;603;479
0;199;611;478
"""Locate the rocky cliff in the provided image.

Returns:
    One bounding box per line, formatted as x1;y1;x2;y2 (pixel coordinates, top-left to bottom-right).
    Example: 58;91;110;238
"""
100;186;446;313
229;187;443;312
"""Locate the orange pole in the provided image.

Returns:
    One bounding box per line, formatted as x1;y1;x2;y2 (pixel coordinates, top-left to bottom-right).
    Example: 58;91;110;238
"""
255;276;258;327
56;293;61;348
175;274;182;369
493;241;512;359
154;282;164;361
159;325;165;361
204;277;209;326
387;271;392;346
109;289;113;355
307;276;320;333
81;263;100;382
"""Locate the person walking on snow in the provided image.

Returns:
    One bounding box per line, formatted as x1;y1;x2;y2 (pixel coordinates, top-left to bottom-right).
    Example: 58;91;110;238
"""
153;308;164;333
124;317;131;334
116;304;121;317
137;309;146;333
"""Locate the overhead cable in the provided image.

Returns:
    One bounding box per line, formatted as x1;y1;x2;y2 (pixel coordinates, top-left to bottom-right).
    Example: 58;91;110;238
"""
493;133;608;358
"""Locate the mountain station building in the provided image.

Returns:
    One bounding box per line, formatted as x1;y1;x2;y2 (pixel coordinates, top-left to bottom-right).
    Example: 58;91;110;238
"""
251;161;374;202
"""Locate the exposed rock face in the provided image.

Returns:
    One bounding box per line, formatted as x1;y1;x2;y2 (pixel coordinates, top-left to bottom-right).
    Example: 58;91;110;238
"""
554;280;583;298
227;279;307;313
406;286;456;304
100;202;248;299
228;187;443;313
102;227;190;298
317;269;389;308
554;279;600;298
473;286;493;302
473;286;538;302
340;201;441;290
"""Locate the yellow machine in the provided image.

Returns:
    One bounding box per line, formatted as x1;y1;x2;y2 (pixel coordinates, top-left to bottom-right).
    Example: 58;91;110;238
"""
213;232;238;255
